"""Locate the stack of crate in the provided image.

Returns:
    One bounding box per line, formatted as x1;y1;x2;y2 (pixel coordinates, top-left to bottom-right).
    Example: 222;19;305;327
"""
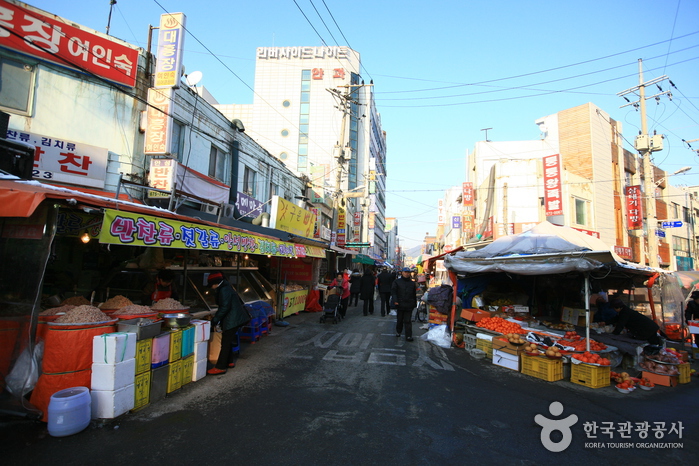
132;336;152;411
91;333;136;419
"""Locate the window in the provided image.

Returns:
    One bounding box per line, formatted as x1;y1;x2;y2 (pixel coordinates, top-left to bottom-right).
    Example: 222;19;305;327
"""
671;203;680;219
574;198;588;226
0;56;35;114
208;145;230;184
243;166;256;197
171;121;185;161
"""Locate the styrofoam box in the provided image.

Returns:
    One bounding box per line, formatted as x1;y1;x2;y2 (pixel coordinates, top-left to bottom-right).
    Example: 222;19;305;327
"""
191;320;211;342
193;341;208;361
91;384;135;419
93;333;137;364
493;349;520;371
91;359;136;391
476;333;493;341
192;358;207;382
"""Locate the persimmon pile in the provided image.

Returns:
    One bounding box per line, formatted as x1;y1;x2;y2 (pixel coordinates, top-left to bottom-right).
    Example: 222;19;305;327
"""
476;317;527;334
572;351;610;365
564;338;607;352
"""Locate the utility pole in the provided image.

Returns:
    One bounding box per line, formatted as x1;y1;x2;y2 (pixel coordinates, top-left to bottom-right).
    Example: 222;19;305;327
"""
617;59;671;268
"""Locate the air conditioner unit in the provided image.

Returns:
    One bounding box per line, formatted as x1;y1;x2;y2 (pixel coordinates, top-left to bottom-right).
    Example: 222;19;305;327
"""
221;203;235;218
200;204;219;215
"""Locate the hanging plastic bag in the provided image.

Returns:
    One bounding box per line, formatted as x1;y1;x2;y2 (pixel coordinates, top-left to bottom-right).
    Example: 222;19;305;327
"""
420;324;451;348
6;341;44;397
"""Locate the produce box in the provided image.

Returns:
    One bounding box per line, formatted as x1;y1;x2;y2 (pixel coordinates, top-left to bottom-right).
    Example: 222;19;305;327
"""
642;371;678;387
570;363;610;389
92;332;136;364
91;359;136;391
167;359;183;393
191;319;211;342
135;338;152;375
491;338;526;355
476;336;493;360
492;349;520;371
91;384;134;419
461;308;491;322
169;329;183;362
678;363;690;384
181;355;194;387
132;371;151;411
521;354;563;382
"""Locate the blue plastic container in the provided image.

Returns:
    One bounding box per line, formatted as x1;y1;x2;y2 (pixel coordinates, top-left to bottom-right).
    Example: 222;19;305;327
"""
48;386;91;437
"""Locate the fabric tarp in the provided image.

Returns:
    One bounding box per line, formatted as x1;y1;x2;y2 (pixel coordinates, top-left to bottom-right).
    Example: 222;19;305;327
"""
352;254;375;265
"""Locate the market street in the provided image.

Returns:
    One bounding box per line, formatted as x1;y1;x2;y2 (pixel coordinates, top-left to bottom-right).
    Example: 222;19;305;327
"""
4;302;699;465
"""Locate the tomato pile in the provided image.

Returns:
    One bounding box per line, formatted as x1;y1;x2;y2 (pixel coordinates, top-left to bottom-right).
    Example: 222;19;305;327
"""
564;338;607;352
476;316;527;334
563;331;582;341
572;351;610;365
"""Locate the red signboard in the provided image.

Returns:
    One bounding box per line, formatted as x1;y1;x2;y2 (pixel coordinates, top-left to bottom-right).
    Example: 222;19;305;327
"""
571;226;601;239
614;245;633;260
271;258;313;282
462;182;473;207
0;0;139;87
543;154;563;216
625;185;643;230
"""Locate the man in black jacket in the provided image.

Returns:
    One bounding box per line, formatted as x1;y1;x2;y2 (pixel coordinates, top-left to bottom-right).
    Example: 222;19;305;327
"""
610;299;660;345
377;267;396;317
391;267;417;341
207;272;250;375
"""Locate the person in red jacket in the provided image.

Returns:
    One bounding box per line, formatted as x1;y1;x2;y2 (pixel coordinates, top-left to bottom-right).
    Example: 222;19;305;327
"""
330;272;350;318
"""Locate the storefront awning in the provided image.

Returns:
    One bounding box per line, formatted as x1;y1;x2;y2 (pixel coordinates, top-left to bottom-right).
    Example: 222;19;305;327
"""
352;254;375;265
330;245;358;255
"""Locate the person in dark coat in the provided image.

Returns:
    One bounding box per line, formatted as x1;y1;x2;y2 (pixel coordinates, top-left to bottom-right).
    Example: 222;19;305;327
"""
391;267;417;341
360;268;376;316
685;290;699;346
593;297;617;324
207;272;250;375
349;269;362;307
377;267;396;317
610;299;661;345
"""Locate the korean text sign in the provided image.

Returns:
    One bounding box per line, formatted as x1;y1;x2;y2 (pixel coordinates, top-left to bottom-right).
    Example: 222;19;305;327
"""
462;182;473;207
269;196;317;239
7;128;108;188
543;154;563;216
154;13;186;89
625;185;643;230
0;0;139;87
144;88;174;155
99;209;325;258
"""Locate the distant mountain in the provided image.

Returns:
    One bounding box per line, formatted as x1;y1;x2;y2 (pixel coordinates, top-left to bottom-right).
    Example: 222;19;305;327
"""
403;244;423;258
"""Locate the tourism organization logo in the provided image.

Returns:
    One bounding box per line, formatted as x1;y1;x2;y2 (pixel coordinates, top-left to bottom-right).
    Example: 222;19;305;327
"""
535;401;684;452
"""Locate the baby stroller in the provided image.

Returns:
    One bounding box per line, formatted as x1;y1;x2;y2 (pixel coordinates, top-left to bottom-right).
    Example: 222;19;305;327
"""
320;286;342;324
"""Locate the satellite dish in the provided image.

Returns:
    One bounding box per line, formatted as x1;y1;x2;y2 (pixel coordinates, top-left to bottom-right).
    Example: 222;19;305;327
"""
184;71;203;87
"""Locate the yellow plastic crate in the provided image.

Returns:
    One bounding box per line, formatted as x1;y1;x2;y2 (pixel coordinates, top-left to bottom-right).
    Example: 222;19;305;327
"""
167;359;183;393
476;338;493;359
181;355;194;387
521;354;563;382
135;339;152;375
678;363;690;384
570;363;610;389
132;370;151;411
169;330;182;362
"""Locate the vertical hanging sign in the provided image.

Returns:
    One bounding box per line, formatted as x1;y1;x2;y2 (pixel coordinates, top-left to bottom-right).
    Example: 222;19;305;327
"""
144;87;174;155
437;199;445;226
625;185;643;230
154;13;186;89
543;154;563;216
462;182;473;207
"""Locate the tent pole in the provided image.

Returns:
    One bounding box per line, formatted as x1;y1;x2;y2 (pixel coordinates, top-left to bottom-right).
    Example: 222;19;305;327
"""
585;273;591;352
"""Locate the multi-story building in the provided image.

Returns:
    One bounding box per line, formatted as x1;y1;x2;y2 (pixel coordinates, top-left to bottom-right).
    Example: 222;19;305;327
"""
216;46;388;260
460;102;695;271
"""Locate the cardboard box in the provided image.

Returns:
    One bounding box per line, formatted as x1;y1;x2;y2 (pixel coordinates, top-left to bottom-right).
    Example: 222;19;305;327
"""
642;371;678;387
460;308;492;322
93;332;136;364
491;338;526;355
208;331;222;363
513;305;529;313
492;349;520;371
132;371;151;411
91;359;136;391
91;384;135;419
135;338;152;375
561;307;580;325
191;319;211;342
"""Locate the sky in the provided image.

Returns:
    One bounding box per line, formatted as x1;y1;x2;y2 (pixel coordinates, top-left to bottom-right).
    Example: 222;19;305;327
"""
25;0;699;249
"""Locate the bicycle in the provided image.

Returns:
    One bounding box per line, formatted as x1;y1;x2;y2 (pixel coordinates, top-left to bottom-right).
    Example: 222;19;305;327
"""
413;300;428;322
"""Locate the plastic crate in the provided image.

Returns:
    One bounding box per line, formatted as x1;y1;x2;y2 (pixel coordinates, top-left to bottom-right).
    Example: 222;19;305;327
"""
476;338;493;359
678;363;690;384
465;334;477;350
521;354;563;382
570;363;610;389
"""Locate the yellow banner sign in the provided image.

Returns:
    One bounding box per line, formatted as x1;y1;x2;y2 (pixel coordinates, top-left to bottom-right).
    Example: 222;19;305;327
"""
269;196;316;239
282;289;309;317
99;209;325;258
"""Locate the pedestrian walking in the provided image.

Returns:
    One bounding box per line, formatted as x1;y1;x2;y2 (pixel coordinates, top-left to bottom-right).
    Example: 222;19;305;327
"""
329;272;350;317
377;267;395;316
360;268;376;316
349;269;362;307
207;272;250;375
391;267;417;341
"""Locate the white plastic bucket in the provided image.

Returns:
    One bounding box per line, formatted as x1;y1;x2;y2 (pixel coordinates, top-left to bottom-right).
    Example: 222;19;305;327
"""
48;386;91;437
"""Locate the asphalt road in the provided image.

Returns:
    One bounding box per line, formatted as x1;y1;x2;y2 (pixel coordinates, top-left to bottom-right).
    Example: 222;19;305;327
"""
4;302;699;465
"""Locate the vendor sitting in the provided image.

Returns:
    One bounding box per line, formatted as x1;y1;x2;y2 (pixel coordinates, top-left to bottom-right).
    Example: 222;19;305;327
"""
593;297;617;324
610;299;661;345
142;269;179;305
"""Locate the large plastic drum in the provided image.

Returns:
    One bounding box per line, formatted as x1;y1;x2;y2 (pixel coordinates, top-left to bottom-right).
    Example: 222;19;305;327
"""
47;386;91;437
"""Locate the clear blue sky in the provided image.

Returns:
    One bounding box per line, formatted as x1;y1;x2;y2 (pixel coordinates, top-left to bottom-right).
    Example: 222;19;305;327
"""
27;0;699;248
